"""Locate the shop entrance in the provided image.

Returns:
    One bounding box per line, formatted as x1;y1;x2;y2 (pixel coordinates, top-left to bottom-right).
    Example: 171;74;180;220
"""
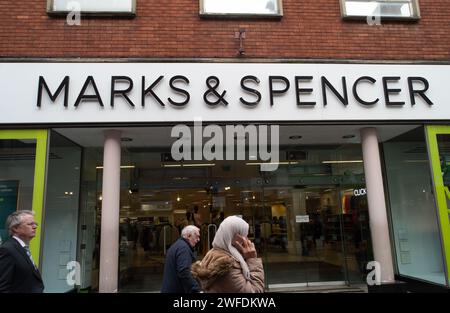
105;145;372;292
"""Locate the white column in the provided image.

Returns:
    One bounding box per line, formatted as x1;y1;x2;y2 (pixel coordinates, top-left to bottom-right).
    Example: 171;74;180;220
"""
360;127;395;283
99;130;121;293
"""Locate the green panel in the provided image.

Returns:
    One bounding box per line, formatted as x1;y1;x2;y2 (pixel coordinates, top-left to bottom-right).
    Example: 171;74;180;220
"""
426;125;450;283
0;129;48;267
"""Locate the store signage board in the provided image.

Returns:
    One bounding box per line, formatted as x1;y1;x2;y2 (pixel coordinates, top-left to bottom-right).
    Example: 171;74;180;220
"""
0;63;449;124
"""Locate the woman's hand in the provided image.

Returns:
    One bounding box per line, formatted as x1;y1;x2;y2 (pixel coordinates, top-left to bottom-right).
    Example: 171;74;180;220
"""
232;234;257;260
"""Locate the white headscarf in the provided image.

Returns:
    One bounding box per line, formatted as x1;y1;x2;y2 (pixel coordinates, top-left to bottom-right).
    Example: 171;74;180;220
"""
212;215;251;280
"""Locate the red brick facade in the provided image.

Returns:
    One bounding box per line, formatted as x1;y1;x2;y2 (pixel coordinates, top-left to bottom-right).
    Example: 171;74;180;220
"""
0;0;449;60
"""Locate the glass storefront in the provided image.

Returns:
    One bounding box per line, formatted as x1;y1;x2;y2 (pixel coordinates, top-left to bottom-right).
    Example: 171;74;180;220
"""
3;125;449;292
72;126;373;292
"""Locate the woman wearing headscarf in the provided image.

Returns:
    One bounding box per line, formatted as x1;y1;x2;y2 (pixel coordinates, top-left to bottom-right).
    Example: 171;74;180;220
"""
191;215;264;293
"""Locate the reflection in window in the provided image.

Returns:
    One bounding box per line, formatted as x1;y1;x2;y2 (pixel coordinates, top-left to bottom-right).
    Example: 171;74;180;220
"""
340;0;420;20
200;0;282;16
48;0;135;15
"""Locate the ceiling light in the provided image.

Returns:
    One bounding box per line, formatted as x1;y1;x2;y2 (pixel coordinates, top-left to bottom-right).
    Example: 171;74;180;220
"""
224;186;231;191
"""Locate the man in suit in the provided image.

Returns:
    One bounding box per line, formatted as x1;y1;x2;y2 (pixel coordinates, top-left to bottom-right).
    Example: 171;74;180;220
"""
0;210;44;293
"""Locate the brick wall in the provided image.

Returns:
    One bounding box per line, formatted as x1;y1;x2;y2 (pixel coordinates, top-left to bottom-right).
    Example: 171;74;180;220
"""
0;0;449;60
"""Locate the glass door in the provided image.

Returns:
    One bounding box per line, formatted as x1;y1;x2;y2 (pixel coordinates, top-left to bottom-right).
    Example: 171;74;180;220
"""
0;130;48;266
259;144;370;290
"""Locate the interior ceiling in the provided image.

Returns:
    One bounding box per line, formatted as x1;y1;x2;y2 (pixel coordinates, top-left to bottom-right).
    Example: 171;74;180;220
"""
55;124;419;148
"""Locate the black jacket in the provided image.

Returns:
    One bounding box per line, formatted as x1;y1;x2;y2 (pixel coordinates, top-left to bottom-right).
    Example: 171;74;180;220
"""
161;237;200;293
0;238;44;293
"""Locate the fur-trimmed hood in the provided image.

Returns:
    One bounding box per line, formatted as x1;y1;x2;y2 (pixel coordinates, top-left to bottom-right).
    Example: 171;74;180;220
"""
191;248;235;290
191;247;265;293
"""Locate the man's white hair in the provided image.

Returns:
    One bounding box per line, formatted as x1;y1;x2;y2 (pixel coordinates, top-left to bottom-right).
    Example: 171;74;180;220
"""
6;210;35;236
181;225;199;238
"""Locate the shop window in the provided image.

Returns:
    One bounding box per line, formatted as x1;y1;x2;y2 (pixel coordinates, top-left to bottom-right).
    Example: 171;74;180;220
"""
41;131;82;292
340;0;420;20
383;126;446;285
47;0;136;16
200;0;283;18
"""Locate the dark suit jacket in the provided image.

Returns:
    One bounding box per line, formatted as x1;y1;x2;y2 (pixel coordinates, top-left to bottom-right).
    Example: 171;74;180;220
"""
0;238;44;293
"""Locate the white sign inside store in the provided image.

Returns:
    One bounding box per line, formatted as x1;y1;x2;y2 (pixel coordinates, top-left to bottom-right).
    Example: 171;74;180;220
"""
0;62;449;124
296;215;310;223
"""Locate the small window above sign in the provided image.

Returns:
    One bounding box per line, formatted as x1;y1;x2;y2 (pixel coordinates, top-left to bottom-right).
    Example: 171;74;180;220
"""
200;0;283;18
47;0;136;16
340;0;420;20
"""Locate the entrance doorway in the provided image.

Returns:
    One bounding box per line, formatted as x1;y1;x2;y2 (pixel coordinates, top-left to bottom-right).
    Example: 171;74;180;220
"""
98;145;372;292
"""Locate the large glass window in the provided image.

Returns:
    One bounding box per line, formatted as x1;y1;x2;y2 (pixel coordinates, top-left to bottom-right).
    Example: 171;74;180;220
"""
383;127;446;285
340;0;420;20
200;0;283;17
0;139;36;244
41;131;82;292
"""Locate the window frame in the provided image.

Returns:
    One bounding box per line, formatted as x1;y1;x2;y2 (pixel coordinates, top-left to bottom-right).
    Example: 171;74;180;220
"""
340;0;421;21
47;0;136;17
199;0;283;18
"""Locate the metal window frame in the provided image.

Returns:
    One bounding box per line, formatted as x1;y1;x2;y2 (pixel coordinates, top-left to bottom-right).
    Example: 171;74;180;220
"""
340;0;421;21
47;0;136;17
425;125;450;287
199;0;283;18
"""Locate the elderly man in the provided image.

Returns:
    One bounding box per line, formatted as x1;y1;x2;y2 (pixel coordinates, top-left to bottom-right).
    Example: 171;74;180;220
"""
0;210;44;293
161;225;201;293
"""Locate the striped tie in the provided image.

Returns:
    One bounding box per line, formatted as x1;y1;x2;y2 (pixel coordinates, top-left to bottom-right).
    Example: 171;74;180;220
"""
24;245;37;269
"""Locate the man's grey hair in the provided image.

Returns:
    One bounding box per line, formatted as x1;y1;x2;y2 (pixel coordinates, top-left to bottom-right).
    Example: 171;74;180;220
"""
181;225;199;238
6;210;35;236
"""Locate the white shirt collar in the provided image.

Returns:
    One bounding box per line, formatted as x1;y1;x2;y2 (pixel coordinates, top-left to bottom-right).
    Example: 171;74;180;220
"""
12;236;27;247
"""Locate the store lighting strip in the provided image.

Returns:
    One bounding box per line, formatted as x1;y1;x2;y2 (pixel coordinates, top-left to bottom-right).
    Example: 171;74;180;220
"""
96;165;136;169
322;160;363;164
162;163;215;168
246;162;298;166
